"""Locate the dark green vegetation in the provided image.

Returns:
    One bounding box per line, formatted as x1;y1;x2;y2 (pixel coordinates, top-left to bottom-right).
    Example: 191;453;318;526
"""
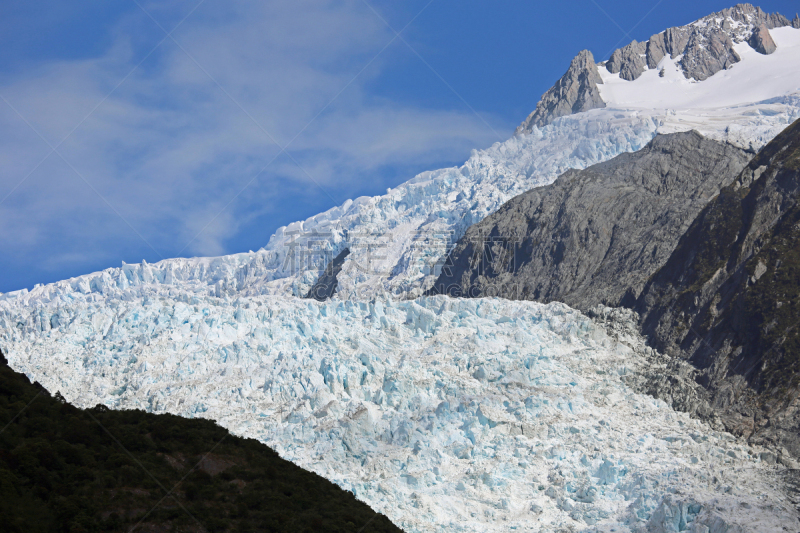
0;351;400;533
636;117;800;455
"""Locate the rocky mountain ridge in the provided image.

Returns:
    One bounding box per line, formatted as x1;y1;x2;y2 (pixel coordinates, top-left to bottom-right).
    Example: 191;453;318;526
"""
635;117;800;458
428;131;752;309
513;50;606;132
433;117;800;461
517;3;798;132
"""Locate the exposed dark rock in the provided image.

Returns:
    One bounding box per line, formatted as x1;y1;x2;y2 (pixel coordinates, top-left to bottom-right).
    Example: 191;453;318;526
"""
636;117;800;457
515;50;605;133
618;4;791;80
517;5;794;131
794;13;800;29
646;27;691;69
304;248;350;301
679;28;740;81
749;23;777;54
428;132;751;310
606;40;647;81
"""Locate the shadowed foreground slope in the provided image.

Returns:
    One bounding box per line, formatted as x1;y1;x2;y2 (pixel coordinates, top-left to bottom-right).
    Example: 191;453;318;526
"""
0;350;400;533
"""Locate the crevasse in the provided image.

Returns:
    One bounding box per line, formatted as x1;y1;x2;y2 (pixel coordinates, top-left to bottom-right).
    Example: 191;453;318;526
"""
1;295;797;532
3;23;800;533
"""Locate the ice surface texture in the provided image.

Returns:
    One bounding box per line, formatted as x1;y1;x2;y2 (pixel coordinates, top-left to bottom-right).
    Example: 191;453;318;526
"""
5;93;800;307
1;294;797;532
4;28;798;304
2;15;800;533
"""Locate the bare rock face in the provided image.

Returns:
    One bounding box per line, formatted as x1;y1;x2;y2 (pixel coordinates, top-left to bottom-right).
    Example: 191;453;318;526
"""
680;29;741;81
515;50;605;133
613;3;791;81
428;132;751;310
794;13;800;29
635;117;800;458
605;40;647;81
749;23;777;54
646;27;691;69
304;248;349;301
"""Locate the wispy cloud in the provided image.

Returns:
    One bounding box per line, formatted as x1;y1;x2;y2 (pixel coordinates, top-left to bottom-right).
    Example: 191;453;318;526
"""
0;0;507;288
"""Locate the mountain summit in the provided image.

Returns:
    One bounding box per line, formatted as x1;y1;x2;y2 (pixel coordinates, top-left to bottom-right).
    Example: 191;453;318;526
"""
517;3;797;132
513;50;605;133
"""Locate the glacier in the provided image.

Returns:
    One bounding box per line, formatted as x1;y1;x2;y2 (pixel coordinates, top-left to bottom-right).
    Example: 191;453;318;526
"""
1;293;798;532
4;30;799;304
2;13;800;533
5;22;800;304
7;92;800;306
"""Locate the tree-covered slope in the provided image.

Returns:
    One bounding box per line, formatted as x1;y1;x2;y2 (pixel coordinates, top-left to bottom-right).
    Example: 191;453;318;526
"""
0;350;400;533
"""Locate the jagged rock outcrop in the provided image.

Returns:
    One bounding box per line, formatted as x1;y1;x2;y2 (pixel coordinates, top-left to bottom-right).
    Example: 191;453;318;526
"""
646;27;691;69
636;117;800;457
794;13;800;29
428;132;751;309
517;4;794;133
680;28;741;81
515;50;605;133
304;248;349;301
749;23;778;54
714;2;790;30
605;40;647;81
612;4;790;81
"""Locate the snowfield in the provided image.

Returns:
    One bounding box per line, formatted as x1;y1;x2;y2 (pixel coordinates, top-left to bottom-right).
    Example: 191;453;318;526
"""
598;27;800;112
1;293;797;532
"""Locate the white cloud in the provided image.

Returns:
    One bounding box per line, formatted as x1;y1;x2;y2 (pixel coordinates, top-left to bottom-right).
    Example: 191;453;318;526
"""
0;0;508;277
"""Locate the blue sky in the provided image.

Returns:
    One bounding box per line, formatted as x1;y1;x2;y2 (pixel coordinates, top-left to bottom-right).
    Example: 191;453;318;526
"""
1;0;797;292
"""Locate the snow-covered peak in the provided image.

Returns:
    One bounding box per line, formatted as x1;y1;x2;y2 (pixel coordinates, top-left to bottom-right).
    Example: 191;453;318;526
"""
3;7;800;307
517;4;798;134
688;3;790;34
598;26;800;110
605;2;793;83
